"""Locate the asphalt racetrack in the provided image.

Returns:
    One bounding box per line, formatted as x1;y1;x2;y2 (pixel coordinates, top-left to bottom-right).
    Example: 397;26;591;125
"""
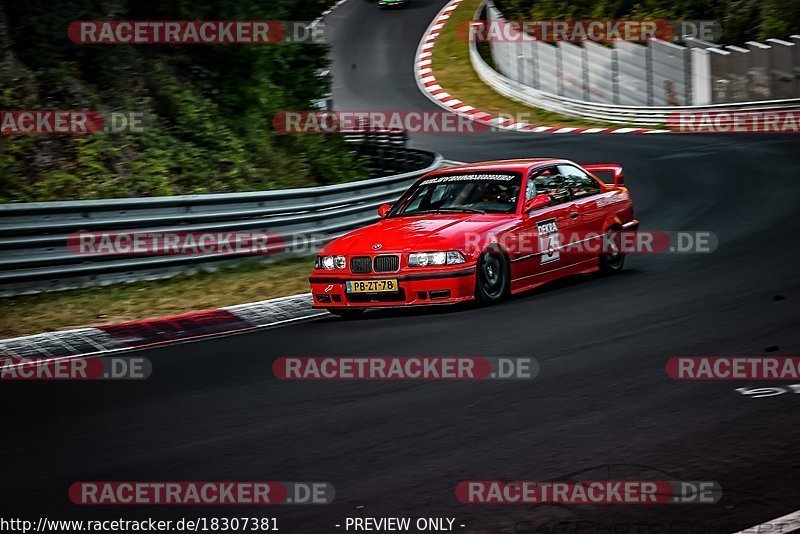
2;0;800;532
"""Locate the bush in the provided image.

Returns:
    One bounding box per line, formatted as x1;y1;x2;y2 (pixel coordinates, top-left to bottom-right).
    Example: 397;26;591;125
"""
0;0;368;202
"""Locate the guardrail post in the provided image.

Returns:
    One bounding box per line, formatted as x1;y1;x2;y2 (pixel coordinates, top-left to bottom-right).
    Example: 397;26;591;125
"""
746;41;773;101
646;46;654;106
708;48;732;103
766;38;797;100
792;36;800;97
611;49;620;105
581;46;589;101
685;47;693;105
724;45;750;102
556;46;564;97
690;47;712;105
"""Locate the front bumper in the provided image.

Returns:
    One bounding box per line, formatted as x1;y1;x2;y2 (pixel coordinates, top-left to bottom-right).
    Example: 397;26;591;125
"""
309;267;476;308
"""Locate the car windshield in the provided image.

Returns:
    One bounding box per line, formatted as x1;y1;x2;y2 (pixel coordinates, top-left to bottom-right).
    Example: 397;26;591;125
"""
391;173;522;216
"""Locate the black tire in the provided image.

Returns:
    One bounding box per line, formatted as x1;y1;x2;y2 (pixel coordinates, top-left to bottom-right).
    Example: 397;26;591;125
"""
475;249;510;305
327;309;366;319
598;227;626;275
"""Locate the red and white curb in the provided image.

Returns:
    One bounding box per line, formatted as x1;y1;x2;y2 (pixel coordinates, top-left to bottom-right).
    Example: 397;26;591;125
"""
414;0;669;134
0;294;326;367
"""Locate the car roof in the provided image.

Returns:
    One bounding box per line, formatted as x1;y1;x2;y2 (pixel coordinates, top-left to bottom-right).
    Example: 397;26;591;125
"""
425;158;572;176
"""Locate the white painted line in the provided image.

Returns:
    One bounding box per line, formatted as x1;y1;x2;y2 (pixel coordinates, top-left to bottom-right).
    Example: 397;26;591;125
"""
729;510;800;534
421;42;434;50
611;127;637;133
442;99;461;106
421;75;436;83
554;127;578;134
418;68;433;75
417;59;432;66
581;127;606;133
427;84;442;91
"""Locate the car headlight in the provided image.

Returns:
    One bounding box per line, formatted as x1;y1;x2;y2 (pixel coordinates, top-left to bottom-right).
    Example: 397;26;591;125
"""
408;251;466;267
316;255;346;270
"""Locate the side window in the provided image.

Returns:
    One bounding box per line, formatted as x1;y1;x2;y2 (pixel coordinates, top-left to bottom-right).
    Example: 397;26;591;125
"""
557;164;601;199
530;168;570;205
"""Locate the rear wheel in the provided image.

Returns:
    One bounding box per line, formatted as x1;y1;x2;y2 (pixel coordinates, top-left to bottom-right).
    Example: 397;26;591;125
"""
598;227;625;275
327;309;366;319
475;249;509;305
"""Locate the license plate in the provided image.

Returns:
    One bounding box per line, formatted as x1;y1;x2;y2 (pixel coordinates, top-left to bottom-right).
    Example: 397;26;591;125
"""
346;279;398;293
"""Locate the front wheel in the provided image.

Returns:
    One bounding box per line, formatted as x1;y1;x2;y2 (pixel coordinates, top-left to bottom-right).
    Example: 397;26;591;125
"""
475;250;510;305
598;228;625;275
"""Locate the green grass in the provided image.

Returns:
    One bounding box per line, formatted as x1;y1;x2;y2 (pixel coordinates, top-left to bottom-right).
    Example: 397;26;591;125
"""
0;257;316;339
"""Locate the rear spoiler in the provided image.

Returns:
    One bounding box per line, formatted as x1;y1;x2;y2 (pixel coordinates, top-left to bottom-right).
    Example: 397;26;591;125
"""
583;164;624;187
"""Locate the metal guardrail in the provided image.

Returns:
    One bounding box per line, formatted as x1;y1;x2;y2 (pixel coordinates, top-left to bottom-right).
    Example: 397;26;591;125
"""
471;2;800;126
0;146;443;296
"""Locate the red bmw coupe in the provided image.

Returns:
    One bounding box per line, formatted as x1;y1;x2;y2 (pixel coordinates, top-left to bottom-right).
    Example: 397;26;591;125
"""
309;159;638;317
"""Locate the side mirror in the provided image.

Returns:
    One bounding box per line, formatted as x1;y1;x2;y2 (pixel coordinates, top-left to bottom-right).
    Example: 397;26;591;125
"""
525;194;551;213
377;203;391;218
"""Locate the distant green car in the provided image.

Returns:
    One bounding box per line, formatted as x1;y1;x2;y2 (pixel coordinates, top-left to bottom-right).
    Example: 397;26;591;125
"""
378;0;408;8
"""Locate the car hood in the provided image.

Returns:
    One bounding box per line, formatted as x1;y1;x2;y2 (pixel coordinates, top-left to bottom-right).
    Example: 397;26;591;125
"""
324;214;512;255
